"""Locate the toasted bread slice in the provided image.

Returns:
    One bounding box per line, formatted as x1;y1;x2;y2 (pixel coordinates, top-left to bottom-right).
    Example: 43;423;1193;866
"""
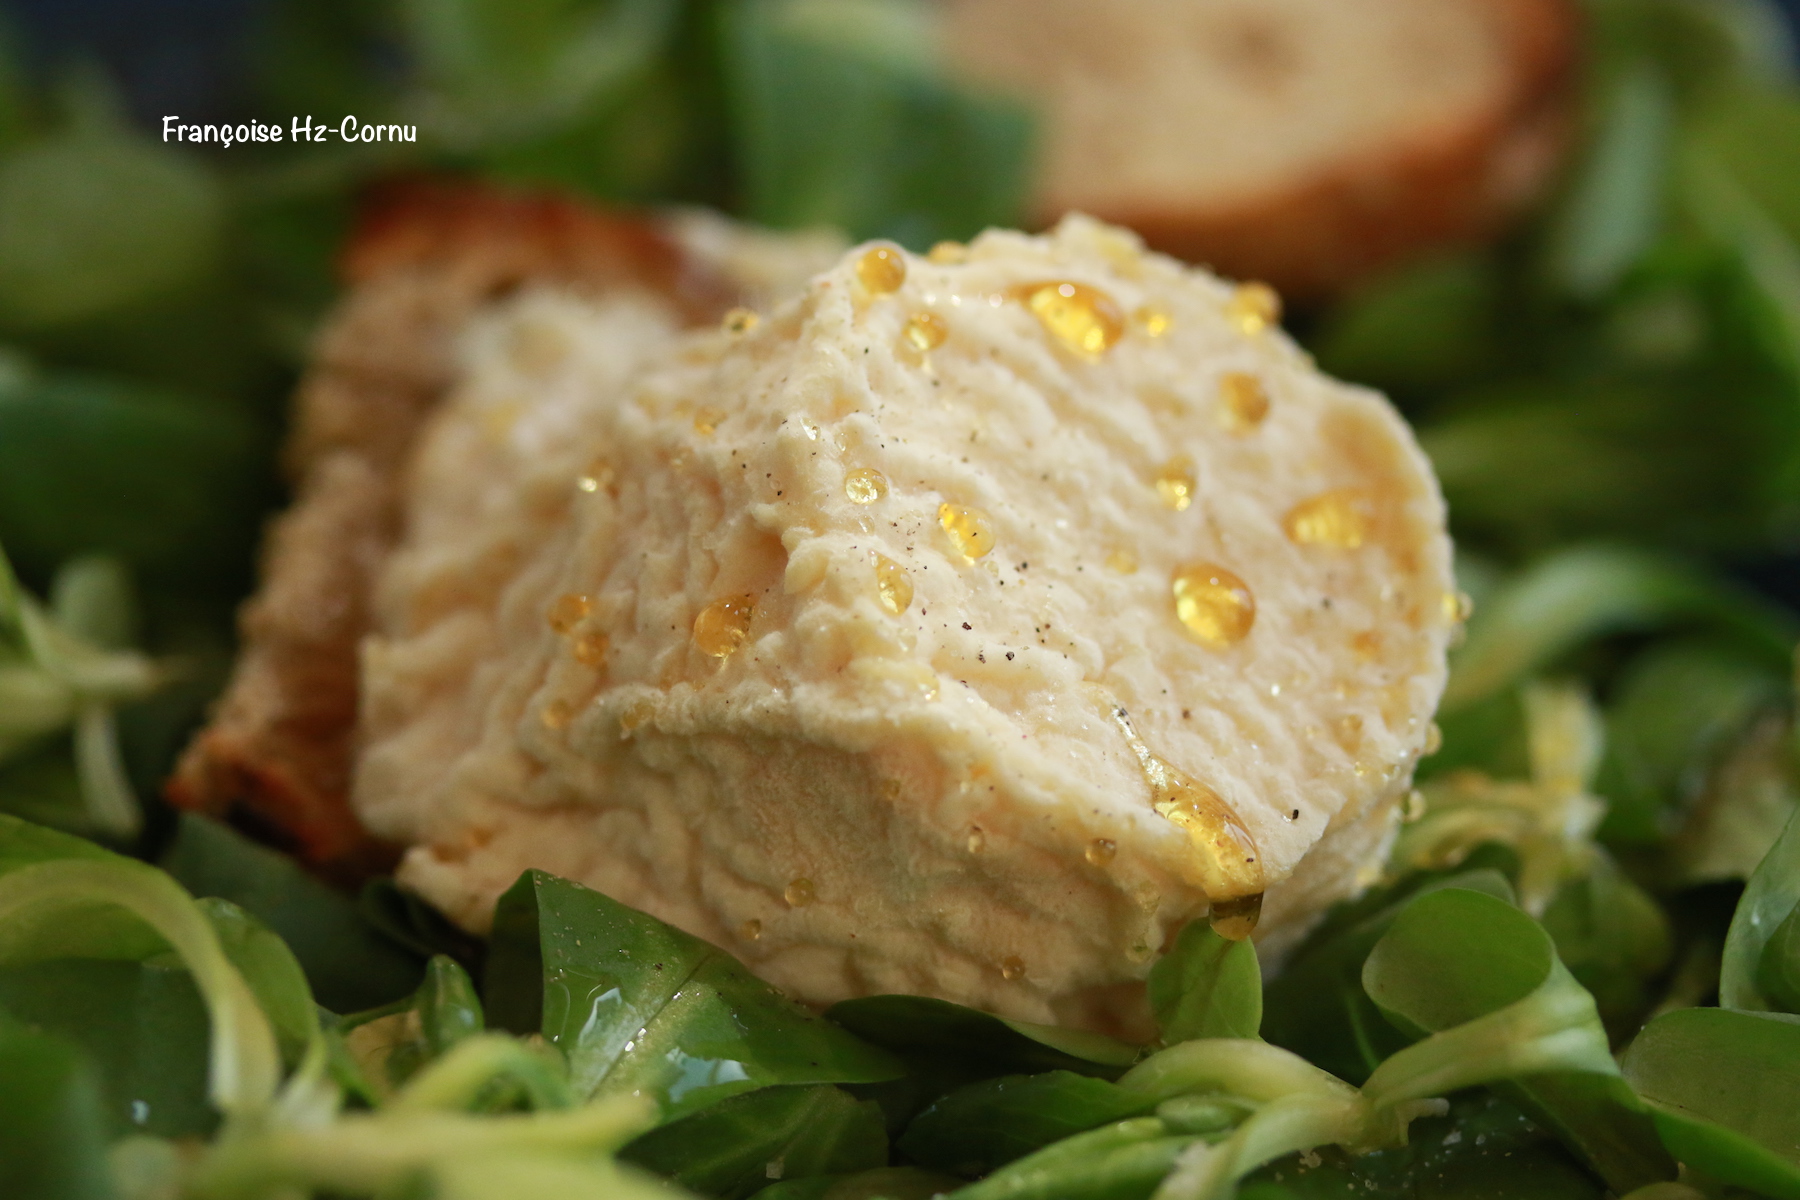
166;182;840;874
942;0;1579;296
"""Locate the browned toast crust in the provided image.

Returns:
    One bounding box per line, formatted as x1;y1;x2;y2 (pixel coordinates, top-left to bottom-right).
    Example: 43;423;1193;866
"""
167;181;734;874
1117;0;1579;295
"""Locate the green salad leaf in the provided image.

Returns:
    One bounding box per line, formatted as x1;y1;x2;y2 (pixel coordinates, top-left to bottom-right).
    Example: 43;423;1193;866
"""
485;869;902;1119
897;1072;1157;1178
0;1023;118;1200
1620;1006;1800;1199
622;1082;887;1200
1148;918;1262;1045
1721;802;1800;1011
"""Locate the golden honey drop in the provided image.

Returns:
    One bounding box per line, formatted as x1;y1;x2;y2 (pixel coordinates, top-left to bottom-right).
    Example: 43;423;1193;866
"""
966;828;986;854
694;594;756;658
875;555;913;615
856;244;907;293
939;502;996;560
1105;549;1138;575
1109;706;1263;929
1218;372;1269;433
1133;304;1172;337
693;407;726;435
1172;565;1256;648
904;311;948;352
928;240;968;264
547;592;592;634
1013;281;1125;360
1423;721;1443;756
1155;455;1197;511
740;918;763;942
572;631;609;668
1226;281;1281;336
1000;955;1026;981
1441;589;1474;624
785;878;816;908
1283;489;1372;550
576;458;614;494
1086;838;1117;866
540;699;573;731
723;307;759;335
1208;894;1263;941
845;467;888;504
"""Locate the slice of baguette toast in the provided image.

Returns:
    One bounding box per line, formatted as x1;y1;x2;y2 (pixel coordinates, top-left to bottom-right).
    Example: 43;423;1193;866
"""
942;0;1579;296
164;183;769;876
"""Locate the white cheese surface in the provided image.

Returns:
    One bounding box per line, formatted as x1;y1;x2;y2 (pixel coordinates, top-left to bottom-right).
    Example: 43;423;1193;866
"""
354;216;1456;1037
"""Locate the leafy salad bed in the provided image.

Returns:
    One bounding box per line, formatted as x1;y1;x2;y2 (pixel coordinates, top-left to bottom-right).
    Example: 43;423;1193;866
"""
9;0;1800;1197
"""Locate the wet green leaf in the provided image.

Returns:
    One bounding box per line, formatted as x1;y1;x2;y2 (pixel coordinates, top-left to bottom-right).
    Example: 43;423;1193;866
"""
897;1071;1156;1177
1721;804;1800;1011
195;897;318;1066
0;371;262;579
1540;854;1672;1032
1362;887;1673;1194
1239;1092;1603;1200
1263;866;1515;1086
161;814;424;1013
0;958;214;1140
1148;919;1261;1045
622;1083;887;1200
1593;640;1783;843
944;1117;1193;1200
337;956;485;1096
1621;1007;1800;1200
0;1024;117;1200
484;870;901;1120
719;0;1032;246
1441;545;1794;713
752;1167;963;1200
826;994;1138;1080
0;131;223;330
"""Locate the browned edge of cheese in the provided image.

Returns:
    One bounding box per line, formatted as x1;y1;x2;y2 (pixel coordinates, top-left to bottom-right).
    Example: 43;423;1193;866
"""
1040;0;1582;298
166;178;736;879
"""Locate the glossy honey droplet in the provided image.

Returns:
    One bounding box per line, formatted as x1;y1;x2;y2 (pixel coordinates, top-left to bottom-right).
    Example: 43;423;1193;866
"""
547;592;592;634
928;240;967;264
856;244;907;293
723;307;759;335
693;407;726;435
572;631;609;668
1000;955;1026;981
785;878;816;908
1403;788;1428;823
576;458;614;494
1208;894;1264;941
540;699;573;731
967;828;986;854
1283;489;1372;550
1086;838;1117;866
1155;455;1196;511
1172;565;1256;648
903;311;948;352
1226;281;1281;336
1217;372;1269;433
1423;721;1443;756
874;555;913;615
1109;706;1263;926
1133;304;1172;337
939;502;996;560
845;467;888;504
1013;281;1125;360
1105;549;1138;575
694;594;756;658
740;918;762;942
1441;589;1474;624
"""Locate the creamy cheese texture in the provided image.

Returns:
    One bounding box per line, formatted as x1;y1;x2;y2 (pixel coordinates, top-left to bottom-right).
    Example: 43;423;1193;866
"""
354;215;1458;1037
